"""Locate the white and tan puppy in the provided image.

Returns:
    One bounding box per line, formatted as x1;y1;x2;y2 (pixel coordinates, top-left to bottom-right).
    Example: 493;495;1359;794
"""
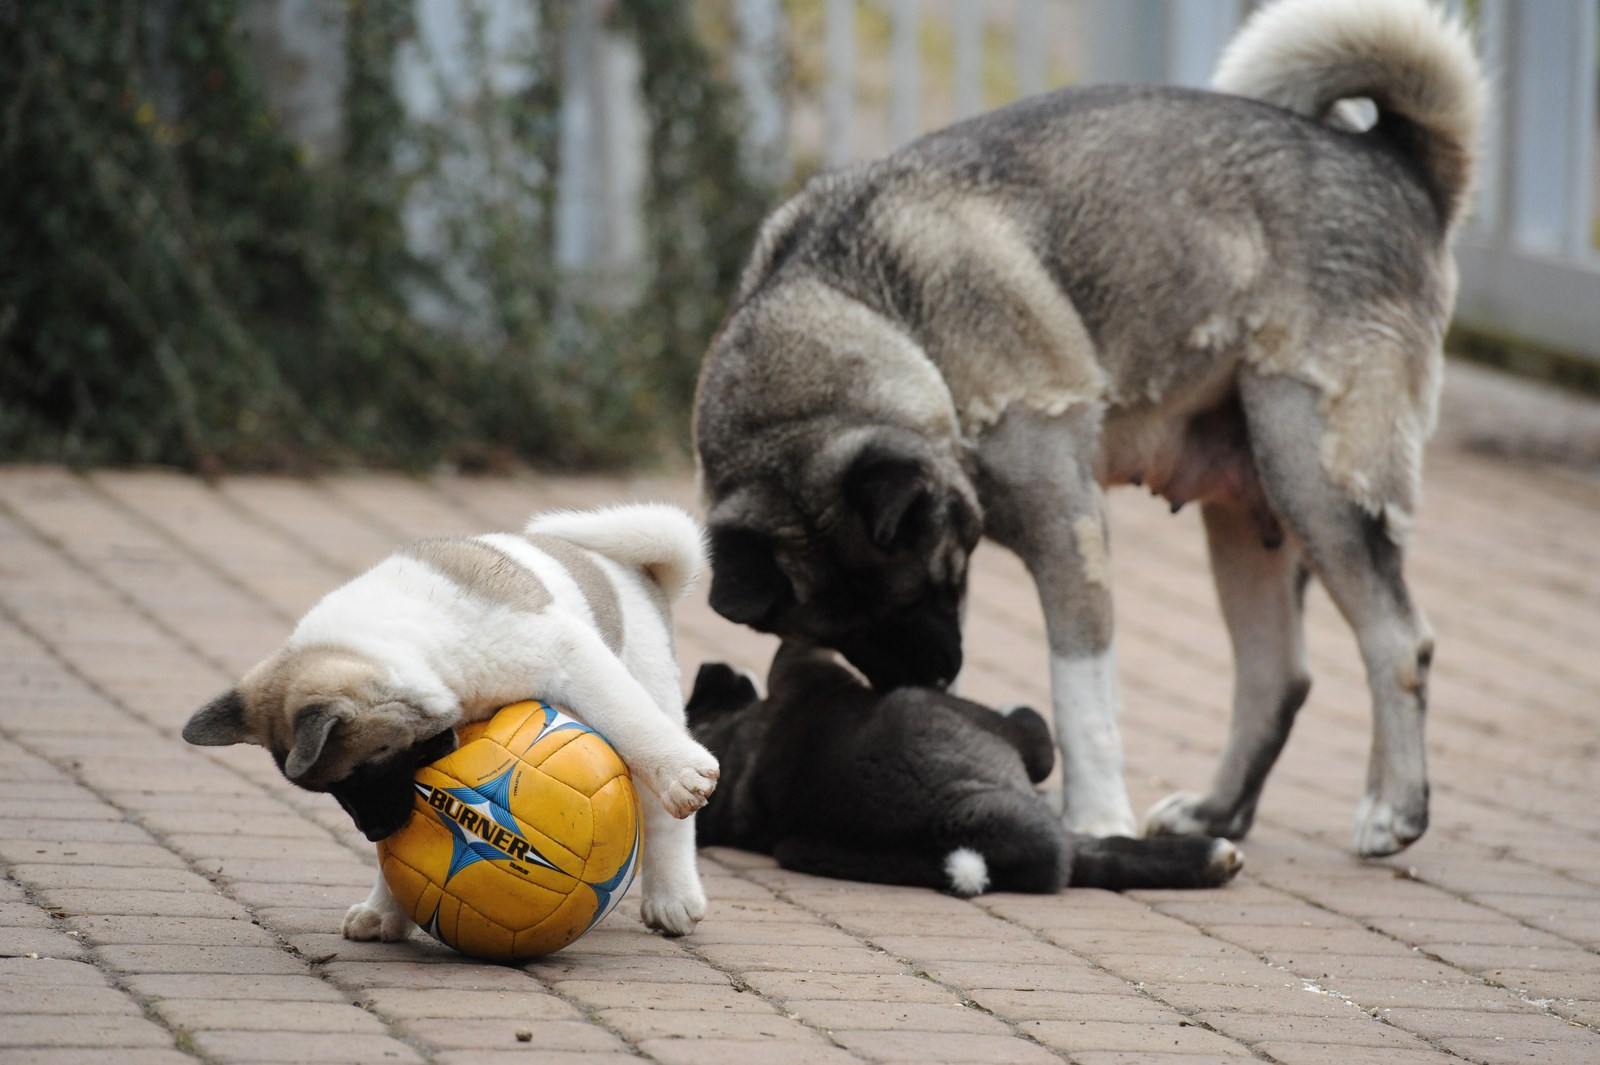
182;503;720;938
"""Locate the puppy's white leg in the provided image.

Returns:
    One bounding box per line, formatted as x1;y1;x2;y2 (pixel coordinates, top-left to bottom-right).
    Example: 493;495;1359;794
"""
342;869;414;943
638;801;707;936
541;626;718;818
1051;647;1138;837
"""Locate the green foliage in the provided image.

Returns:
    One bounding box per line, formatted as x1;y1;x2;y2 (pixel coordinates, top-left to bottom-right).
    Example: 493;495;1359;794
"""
0;0;772;472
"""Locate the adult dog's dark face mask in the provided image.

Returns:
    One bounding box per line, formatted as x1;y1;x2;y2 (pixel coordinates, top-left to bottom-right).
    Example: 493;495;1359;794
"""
707;497;975;691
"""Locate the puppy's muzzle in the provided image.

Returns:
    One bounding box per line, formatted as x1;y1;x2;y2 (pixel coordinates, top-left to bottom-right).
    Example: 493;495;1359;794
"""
331;729;459;842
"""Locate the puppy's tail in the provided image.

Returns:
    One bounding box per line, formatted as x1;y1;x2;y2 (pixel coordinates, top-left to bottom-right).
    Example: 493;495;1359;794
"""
526;503;706;600
1212;0;1486;229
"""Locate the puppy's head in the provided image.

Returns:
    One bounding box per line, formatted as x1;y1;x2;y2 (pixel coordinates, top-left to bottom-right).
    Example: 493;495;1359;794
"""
705;429;982;692
182;646;458;842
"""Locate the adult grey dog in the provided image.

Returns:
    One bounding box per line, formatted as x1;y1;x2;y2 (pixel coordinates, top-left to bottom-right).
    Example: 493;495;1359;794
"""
693;0;1485;856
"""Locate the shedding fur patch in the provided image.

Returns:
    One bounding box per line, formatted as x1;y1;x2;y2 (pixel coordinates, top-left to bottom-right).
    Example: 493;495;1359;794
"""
1072;514;1112;590
944;847;990;897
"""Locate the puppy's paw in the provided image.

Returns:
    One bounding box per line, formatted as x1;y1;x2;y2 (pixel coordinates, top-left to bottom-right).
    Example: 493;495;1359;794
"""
1354;792;1428;857
642;744;720;819
342;901;414;943
1204;838;1245;887
641;887;707;936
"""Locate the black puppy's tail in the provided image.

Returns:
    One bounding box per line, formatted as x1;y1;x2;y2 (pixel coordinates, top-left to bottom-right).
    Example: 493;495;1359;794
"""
1067;835;1243;891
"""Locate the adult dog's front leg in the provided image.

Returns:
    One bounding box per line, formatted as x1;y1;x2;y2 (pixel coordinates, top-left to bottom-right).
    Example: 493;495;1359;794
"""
978;408;1138;837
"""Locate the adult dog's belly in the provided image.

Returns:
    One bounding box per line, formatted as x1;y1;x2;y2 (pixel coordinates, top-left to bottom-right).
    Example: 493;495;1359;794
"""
1100;392;1283;548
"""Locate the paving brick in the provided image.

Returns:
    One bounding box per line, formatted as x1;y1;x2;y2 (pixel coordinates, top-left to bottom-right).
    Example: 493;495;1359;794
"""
38;887;250;920
688;942;907;975
917;960;1133;995
432;1049;643;1055
1020;1019;1251;1057
95;944;310;975
123;973;351;1003
66;914;282;947
1195;1010;1435;1047
359;987;583;1021
598;1007;825;1042
153;999;390;1034
1251;1042;1466;1064
0;983;144;1015
555;979;781;1012
784;999;1014;1035
0;1014;176;1049
636;1038;867;1065
738;971;958;1004
187;1030;425;1064
0;1052;198;1065
830;1029;1063;1064
400;1018;628;1052
0;927;91;960
968;989;1193;1024
1376;1007;1600;1041
1436;1036;1600;1064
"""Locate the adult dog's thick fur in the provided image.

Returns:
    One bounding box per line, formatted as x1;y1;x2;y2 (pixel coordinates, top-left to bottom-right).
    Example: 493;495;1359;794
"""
693;0;1485;855
688;645;1243;894
182;503;720;939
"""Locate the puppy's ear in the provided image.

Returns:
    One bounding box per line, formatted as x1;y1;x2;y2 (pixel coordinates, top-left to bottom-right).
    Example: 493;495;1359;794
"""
707;525;792;627
284;703;340;781
183;689;252;747
844;448;932;551
686;662;759;720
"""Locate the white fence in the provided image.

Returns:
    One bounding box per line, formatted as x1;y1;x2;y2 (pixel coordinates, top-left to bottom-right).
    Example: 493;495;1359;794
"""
804;0;1600;366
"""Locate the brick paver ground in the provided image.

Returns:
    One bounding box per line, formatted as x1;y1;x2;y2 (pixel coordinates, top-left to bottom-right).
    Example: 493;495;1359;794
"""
1;368;1597;1063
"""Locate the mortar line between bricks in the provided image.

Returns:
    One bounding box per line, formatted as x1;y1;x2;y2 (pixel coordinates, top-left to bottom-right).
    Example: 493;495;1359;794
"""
0;510;454;1064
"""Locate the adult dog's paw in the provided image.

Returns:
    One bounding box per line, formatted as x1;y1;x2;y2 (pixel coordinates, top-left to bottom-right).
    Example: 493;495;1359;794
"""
1143;791;1252;840
642;887;707;936
342;901;413;943
1354;792;1428;857
642;745;720;819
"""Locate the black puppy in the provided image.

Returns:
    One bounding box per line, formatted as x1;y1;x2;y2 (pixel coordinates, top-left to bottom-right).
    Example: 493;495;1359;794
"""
687;644;1242;894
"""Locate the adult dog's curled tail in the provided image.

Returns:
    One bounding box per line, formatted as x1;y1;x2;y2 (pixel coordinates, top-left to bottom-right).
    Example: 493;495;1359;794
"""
1213;0;1487;230
526;503;707;600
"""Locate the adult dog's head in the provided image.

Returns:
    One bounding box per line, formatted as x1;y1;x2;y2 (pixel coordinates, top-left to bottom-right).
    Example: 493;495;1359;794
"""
181;646;458;842
699;424;983;692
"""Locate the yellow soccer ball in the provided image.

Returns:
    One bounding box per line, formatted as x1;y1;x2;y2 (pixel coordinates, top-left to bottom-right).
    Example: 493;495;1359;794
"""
377;700;641;963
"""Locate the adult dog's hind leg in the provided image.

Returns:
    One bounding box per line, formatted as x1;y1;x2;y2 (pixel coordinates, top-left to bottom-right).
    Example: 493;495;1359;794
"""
1239;374;1434;857
1145;501;1311;841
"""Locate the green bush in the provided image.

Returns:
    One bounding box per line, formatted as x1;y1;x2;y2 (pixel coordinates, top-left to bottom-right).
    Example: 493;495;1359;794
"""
0;0;771;472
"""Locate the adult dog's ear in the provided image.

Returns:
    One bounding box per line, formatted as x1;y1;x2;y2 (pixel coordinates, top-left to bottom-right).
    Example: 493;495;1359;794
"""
183;689;252;747
284;703;341;781
844;447;933;551
707;525;792;628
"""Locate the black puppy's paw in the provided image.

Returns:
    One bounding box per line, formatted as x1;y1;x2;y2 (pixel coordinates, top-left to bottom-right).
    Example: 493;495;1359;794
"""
999;704;1056;784
687;662;760;720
